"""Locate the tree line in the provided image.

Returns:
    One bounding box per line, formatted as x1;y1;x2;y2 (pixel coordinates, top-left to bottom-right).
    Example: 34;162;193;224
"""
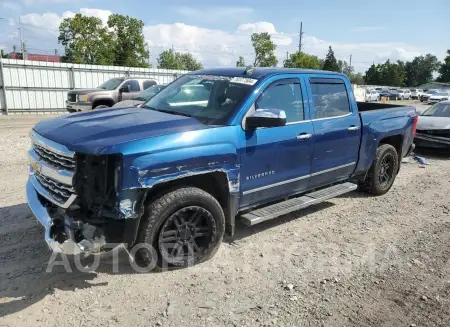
56;13;449;85
236;32;364;84
364;52;450;86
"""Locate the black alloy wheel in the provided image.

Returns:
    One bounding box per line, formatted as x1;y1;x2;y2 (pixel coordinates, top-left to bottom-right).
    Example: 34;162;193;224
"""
158;206;215;265
377;152;396;190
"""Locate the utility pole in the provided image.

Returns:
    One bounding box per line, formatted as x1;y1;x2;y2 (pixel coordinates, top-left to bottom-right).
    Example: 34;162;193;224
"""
298;22;304;53
18;17;26;60
146;45;150;66
349;54;352;74
286;51;289;61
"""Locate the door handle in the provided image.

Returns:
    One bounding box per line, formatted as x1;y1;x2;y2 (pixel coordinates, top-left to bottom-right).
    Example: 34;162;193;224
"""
348;126;360;131
296;133;312;141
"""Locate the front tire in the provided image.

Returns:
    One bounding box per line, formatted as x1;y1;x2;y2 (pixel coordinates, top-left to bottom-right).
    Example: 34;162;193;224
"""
136;187;225;269
359;144;399;196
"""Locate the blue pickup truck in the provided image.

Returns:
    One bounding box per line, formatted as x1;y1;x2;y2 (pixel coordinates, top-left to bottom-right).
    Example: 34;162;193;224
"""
27;67;417;268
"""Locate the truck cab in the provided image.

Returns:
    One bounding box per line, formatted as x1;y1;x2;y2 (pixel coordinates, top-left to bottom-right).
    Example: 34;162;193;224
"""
27;67;417;269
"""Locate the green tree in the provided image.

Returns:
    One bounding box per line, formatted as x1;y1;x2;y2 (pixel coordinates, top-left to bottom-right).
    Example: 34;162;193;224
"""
251;32;277;67
437;50;450;83
236;56;246;67
107;14;149;67
404;54;440;86
322;46;340;72
1;49;8;58
364;64;381;85
157;49;203;70
350;73;365;85
157;49;180;69
178;53;203;71
58;14;114;65
283;51;321;69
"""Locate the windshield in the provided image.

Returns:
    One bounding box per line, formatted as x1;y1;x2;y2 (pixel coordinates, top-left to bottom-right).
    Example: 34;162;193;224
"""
427;90;438;94
98;78;124;90
421;102;450;117
435;92;449;96
142;74;255;125
134;85;165;101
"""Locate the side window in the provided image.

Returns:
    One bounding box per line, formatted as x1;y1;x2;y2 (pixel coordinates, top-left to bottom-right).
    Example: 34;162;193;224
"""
256;79;304;123
122;80;140;92
310;81;350;119
143;80;156;90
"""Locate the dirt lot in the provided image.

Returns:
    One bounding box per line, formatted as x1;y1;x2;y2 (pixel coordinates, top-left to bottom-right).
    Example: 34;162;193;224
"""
1;110;450;327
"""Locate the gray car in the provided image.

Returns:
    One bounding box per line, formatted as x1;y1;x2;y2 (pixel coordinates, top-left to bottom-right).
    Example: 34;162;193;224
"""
415;100;450;149
112;84;166;109
66;77;159;112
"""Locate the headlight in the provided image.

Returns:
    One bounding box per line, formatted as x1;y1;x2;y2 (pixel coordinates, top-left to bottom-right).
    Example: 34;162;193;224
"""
79;94;89;102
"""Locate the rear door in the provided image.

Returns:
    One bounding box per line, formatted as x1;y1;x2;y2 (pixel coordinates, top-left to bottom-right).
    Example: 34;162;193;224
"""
304;76;361;189
239;75;314;208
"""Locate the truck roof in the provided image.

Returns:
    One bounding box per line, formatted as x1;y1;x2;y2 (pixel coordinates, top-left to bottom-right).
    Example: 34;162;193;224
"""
192;67;347;79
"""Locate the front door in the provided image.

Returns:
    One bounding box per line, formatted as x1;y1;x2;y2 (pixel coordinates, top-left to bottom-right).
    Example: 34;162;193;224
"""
305;77;361;189
239;77;314;209
120;80;141;101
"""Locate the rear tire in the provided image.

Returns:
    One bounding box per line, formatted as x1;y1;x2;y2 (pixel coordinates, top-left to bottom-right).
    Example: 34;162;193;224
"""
359;144;399;196
136;187;225;269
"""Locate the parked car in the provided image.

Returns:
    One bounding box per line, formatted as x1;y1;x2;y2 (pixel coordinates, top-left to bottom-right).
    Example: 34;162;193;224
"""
365;89;380;102
27;67;417;269
420;89;439;102
415;100;450;149
428;91;450;104
378;89;400;100
66;77;159;112
410;89;424;100
112;84;167;109
397;89;412;100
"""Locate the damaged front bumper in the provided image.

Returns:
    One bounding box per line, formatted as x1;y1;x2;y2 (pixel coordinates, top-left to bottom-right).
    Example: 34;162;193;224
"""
26;179;111;255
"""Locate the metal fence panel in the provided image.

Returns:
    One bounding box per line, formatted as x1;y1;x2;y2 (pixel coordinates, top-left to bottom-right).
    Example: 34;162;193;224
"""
0;59;187;113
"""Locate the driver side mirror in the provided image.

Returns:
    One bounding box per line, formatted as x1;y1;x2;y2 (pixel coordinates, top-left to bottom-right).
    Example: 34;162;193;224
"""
119;85;130;93
246;109;287;130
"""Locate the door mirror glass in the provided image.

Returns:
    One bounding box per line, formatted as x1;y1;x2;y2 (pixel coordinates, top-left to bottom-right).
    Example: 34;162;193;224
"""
246;109;287;130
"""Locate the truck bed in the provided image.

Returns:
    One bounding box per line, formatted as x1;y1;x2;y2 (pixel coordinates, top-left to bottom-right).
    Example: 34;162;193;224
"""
357;101;410;112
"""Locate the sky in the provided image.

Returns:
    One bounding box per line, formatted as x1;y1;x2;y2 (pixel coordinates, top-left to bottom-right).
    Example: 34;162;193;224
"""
0;0;448;72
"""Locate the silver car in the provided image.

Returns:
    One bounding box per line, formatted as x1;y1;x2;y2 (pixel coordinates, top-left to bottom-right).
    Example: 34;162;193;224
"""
415;100;450;149
365;89;380;102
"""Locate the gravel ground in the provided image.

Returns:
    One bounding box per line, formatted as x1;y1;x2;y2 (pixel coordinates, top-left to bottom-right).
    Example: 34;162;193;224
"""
1;109;450;327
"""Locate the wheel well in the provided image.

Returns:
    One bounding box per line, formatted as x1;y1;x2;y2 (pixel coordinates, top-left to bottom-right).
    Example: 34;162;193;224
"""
92;99;114;108
379;135;403;156
144;172;230;211
379;135;403;169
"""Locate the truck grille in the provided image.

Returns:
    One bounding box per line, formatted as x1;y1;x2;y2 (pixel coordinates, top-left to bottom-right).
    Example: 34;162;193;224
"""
33;143;76;170
35;172;75;204
30;130;77;208
68;93;76;102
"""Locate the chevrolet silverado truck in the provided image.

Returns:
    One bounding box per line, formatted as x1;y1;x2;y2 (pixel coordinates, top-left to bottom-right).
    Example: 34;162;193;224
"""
66;77;158;112
27;67;417;269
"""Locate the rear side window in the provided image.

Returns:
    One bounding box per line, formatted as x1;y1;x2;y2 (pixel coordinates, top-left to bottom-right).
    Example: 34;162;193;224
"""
123;80;140;92
143;80;157;89
310;80;350;119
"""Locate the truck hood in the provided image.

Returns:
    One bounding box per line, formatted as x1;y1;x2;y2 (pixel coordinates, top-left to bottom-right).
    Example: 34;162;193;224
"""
33;107;211;154
417;116;450;130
